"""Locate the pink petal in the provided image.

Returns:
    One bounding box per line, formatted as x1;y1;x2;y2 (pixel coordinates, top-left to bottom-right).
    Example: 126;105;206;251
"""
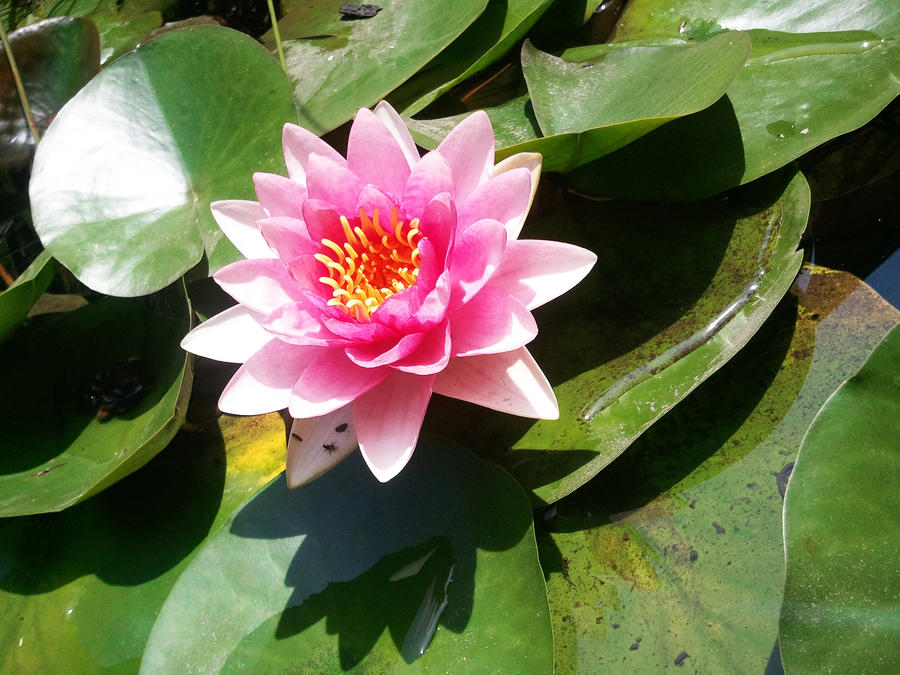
282;123;346;184
263;301;349;347
289;350;389;418
354;371;435;482
449;286;537;357
491;239;597;310
347;108;412;198
393;318;451;375
374;101;419;170
374;274;450;333
418;193;455;265
433;347;558;419
258;217;317;262
301;200;344;245
219;340;322;415
356;184;398;223
306;154;364;218
401;151;453;220
287;254;330;296
345;332;425;368
180;305;271;364
491;152;542;240
448;218;506;306
434;110;494;203
285;409;357;488
214;258;304;314
253;172;308;219
323;315;397;343
456;168;532;237
210;200;275;260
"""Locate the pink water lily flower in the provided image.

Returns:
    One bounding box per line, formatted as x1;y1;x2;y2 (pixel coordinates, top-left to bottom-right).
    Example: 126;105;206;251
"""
181;102;596;484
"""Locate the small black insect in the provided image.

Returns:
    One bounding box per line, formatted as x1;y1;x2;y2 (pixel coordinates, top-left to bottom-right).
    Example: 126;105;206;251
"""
334;423;348;433
322;442;337;454
339;3;381;19
291;432;303;442
81;358;153;421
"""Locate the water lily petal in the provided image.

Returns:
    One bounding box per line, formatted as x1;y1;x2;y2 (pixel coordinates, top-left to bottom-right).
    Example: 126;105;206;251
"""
356;184;398;223
180;305;271;363
401;151;453;220
355;371;435;482
301;199;345;245
306;153;364;217
210;200;274;260
450;286;537;356
289;350;389;418
346;331;425;368
448;218;506;306
323;315;397;342
456;167;532;237
286;409;357;488
214;258;304;314
433;347;558;419
490;239;598;309
263;301;349;347
348;107;412;197
374;100;419;170
219;340;322;415
258;217;317;262
434;110;494;202
393;318;451;375
253;172;307;219
283;122;346;184
491;152;542;240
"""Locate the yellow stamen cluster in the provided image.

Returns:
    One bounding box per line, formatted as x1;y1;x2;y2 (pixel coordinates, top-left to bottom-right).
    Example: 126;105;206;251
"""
315;207;422;321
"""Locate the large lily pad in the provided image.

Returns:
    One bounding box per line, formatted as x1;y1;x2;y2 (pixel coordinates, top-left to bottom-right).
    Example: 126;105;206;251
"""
0;17;100;170
0;249;56;339
424;171;808;505
539;268;899;672
263;0;488;135
141;439;553;673
0;412;287;673
389;0;553;116
29;26;298;297
779;324;900;673
405;31;751;173
0;284;191;516
568;0;900;200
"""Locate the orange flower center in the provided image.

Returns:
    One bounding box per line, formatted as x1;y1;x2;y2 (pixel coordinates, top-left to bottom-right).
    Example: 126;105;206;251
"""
314;207;421;321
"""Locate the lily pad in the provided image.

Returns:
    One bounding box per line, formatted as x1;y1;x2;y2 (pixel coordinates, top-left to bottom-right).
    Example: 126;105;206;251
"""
263;0;488;135
29;26;298;297
0;412;287;673
0;17;100;170
0;283;191;516
539;268;899;672
779;324;900;674
389;0;553;116
568;0;900;200
141;439;553;672
405;31;751;173
0;249;56;339
425;170;808;505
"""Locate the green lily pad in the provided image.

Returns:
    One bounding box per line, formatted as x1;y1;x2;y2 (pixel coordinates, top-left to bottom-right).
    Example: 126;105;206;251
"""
405;31;751;173
0;283;191;516
29;26;297;297
567;0;900;200
389;0;553;116
425;170;808;505
0;412;288;673
539;268;899;672
263;0;488;135
780;324;900;674
0;17;100;170
141;439;553;672
0;249;56;339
